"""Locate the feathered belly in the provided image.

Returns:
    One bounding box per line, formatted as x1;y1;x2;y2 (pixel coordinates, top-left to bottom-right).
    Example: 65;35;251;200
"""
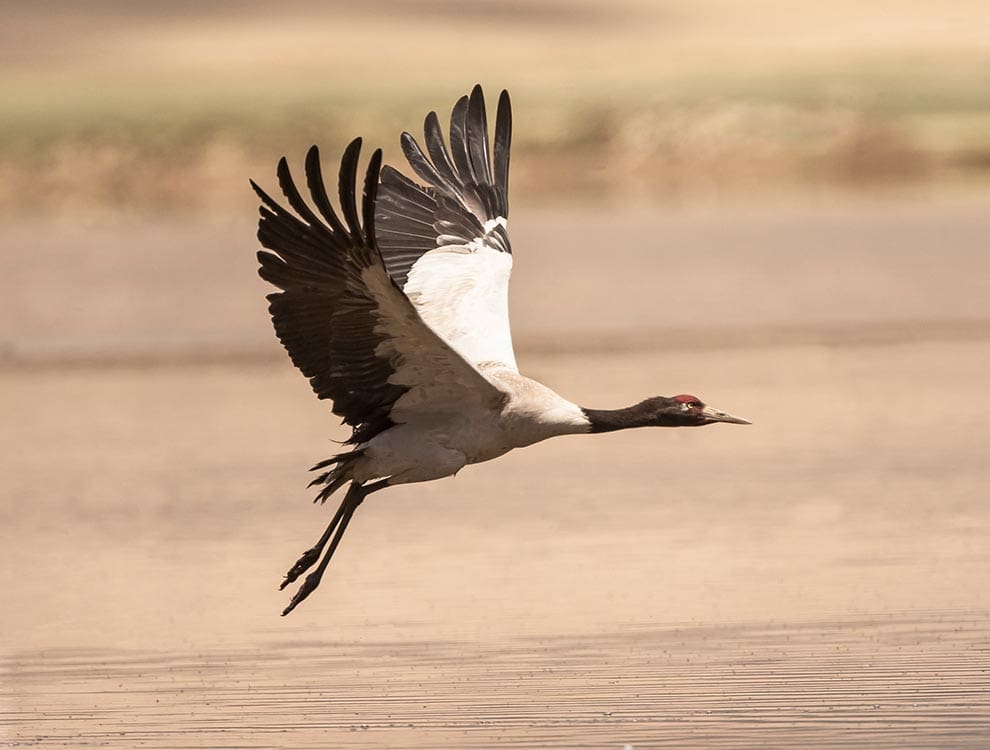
353;417;514;485
353;388;589;485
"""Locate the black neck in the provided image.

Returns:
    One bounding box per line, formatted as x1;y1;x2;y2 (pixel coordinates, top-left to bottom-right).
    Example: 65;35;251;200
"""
581;403;659;433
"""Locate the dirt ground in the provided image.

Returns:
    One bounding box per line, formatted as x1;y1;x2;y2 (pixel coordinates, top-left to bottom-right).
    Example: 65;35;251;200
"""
2;200;989;747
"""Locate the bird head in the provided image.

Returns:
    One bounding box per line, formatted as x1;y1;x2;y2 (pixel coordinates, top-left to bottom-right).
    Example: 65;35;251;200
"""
648;394;751;427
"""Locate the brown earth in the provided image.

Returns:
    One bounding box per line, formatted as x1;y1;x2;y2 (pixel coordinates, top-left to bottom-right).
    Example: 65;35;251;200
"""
2;198;989;747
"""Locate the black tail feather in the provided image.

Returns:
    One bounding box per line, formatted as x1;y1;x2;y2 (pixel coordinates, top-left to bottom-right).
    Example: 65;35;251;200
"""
306;450;363;503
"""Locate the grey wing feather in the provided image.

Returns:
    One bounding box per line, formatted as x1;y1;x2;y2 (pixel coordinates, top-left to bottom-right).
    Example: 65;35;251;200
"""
376;84;513;290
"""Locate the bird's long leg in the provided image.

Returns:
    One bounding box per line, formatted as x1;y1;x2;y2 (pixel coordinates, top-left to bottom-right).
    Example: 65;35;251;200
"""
279;500;349;590
281;479;389;616
279;478;390;589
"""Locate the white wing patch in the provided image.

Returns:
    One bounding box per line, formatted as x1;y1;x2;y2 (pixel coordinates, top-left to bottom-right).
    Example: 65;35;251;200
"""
360;262;505;425
402;233;518;372
483;216;508;233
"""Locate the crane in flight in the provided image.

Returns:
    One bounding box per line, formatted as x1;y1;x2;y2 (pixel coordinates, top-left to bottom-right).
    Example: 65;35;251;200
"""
251;85;750;615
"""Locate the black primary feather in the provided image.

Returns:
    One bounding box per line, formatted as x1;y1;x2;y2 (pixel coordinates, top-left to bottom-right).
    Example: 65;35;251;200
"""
400;132;449;194
493;89;512;215
376;86;513;290
448;94;475;186
337;139;364;242
252;139;407;448
304;146;350;237
423;111;464;196
466;85;495;216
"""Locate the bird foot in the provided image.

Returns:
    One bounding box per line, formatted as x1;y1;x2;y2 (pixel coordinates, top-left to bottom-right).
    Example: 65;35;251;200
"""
279;547;321;590
281;570;323;616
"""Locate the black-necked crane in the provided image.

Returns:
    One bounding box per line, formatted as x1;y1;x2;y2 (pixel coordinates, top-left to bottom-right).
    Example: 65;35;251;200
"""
251;85;750;615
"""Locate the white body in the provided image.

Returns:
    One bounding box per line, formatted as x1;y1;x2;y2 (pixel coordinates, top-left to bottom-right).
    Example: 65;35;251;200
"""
350;223;592;486
352;365;590;485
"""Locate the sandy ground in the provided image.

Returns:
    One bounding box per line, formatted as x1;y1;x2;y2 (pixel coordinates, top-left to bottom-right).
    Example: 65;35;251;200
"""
2;341;989;748
2;200;990;746
6;195;990;360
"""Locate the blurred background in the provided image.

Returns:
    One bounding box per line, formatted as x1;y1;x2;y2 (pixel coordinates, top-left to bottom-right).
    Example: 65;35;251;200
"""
3;0;990;215
3;2;989;748
2;0;990;360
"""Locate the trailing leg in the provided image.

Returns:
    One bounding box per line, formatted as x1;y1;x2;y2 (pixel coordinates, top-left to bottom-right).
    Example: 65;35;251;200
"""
279;498;350;590
279;471;385;588
281;479;388;616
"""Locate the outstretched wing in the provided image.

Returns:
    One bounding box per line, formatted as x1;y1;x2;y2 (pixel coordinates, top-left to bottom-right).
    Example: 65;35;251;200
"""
252;139;505;447
375;85;517;371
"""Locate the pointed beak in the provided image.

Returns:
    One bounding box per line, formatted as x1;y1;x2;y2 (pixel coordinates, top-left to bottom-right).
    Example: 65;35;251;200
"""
701;405;751;425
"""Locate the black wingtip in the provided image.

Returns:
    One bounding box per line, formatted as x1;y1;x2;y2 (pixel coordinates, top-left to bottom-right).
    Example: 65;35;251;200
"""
337;138;365;241
343;136;363;160
304;145;322;183
362;147;383;242
250;178;282;213
466;84;493;209
493;89;512;217
401;130;451;193
303;143;351;237
277;154;333;229
448;94;474;184
275;156;290;182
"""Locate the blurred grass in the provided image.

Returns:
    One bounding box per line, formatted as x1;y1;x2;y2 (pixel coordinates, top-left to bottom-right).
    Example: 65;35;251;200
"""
1;0;989;216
